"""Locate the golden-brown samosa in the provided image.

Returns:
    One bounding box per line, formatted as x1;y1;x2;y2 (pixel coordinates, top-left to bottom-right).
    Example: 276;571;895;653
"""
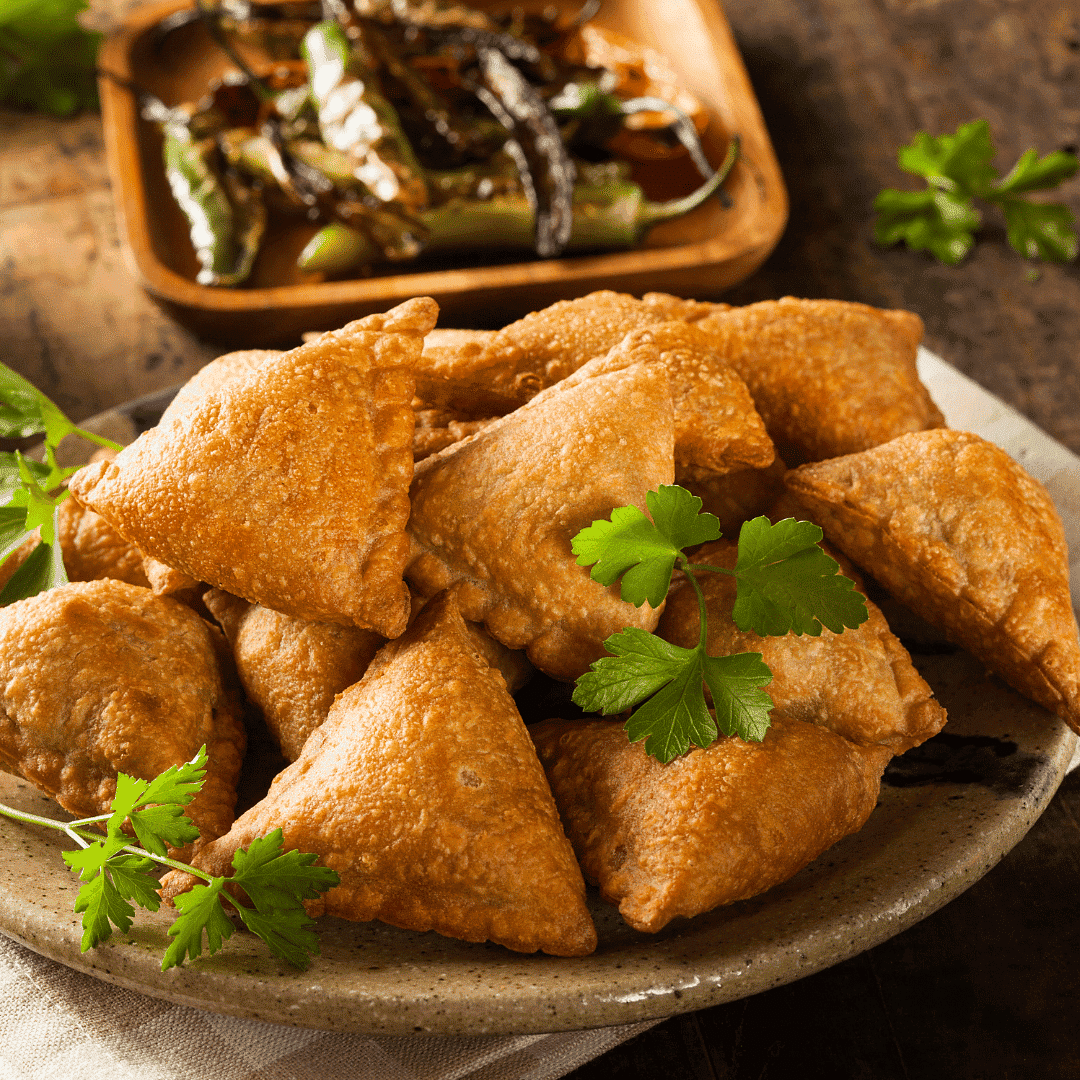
413;291;663;413
784;429;1080;732
577;322;774;480
165;591;596;956
159;349;283;425
412;407;498;462
657;539;946;753
204;589;385;761
681;458;789;534
0;580;245;856
56;494;151;587
690;297;944;462
406;353;674;681
532;715;891;932
69;298;438;636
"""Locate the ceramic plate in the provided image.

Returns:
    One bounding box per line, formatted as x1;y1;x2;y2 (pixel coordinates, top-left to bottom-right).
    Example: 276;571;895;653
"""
0;352;1077;1036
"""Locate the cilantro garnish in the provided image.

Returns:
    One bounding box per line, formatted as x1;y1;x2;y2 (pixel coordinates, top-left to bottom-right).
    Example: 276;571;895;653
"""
0;0;101;115
0;361;122;605
0;747;339;970
572;484;868;763
874;120;1078;265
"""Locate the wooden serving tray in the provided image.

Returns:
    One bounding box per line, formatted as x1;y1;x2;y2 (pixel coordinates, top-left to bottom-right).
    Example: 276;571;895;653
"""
97;0;788;345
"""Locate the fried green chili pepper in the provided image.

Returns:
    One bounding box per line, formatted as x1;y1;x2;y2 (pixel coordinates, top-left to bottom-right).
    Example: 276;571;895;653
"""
301;19;429;212
474;47;575;257
147;97;266;286
299;136;738;274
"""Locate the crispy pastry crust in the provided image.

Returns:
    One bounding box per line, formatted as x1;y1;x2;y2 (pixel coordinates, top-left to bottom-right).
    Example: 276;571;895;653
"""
0;580;245;856
690;297;944;462
166;592;597;956
784;429;1080;732
657;540;946;753
532;716;891;932
406;356;674;681
69;298;438;635
159;349;284;425
56;497;151;587
204;589;384;761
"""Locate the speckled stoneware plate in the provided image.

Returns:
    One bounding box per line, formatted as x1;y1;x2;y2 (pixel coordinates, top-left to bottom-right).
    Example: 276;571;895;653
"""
0;350;1077;1036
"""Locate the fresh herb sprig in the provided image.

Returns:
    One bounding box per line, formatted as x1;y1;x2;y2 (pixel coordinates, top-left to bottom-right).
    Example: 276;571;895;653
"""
0;360;122;605
0;0;101;115
0;747;339;969
874;120;1079;265
571;485;868;763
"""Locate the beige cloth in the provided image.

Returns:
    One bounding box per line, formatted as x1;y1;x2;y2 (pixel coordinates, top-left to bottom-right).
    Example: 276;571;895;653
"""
0;935;657;1080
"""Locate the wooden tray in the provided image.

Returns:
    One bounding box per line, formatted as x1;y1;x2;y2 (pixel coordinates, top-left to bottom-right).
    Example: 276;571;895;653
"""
97;0;788;346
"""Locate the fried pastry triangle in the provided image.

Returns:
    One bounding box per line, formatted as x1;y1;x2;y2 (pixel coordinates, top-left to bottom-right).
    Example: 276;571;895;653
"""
0;580;245;857
784;429;1080;732
532;715;891;932
406;356;674;680
690;297;944;462
168;591;597;956
69;298;438;635
204;589;385;762
657;540;946;753
571;322;774;479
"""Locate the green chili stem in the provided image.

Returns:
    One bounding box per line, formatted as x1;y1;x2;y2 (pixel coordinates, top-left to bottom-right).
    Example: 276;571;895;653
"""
640;134;739;225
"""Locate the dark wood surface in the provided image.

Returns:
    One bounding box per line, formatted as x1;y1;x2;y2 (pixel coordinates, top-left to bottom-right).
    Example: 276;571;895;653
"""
1;0;1078;1076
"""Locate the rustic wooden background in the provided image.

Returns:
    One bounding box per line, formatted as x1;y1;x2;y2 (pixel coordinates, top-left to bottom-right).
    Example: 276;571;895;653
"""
1;0;1078;1076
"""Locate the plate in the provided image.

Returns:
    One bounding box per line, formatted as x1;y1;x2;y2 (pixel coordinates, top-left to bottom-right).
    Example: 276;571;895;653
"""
96;0;788;346
0;358;1077;1036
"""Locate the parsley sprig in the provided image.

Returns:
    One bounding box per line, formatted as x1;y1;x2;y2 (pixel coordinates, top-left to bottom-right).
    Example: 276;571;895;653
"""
0;360;122;605
571;485;868;762
0;747;339;969
874;120;1079;265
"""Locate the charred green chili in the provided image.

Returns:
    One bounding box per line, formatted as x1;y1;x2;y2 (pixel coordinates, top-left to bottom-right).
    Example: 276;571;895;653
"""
299;135;738;274
301;19;428;211
146;96;266;286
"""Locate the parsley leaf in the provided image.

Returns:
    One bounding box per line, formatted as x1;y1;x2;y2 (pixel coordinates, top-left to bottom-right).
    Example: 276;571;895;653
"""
572;489;869;762
896;120;997;196
874;120;1079;265
572;485;720;608
163;879;236;970
0;362;122;605
231;905;322;969
732;517;868;636
0;0;101;116
72;871;137;951
230;830;339;910
873;187;981;265
0;746;339;969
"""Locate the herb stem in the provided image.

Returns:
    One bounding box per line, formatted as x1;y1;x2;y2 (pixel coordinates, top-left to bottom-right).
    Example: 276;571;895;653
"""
0;801;214;881
680;563;735;577
71;427;123;454
676;553;711;653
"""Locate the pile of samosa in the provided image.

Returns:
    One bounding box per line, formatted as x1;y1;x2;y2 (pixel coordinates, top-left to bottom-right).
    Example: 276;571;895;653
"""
1;290;1077;955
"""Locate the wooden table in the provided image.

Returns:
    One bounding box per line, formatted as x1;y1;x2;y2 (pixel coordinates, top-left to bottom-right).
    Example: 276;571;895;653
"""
1;0;1078;1075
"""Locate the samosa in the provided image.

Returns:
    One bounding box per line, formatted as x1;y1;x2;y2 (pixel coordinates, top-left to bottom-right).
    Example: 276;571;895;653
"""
784;428;1080;732
69;298;438;636
164;591;597;956
0;580;245;857
406;348;674;681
